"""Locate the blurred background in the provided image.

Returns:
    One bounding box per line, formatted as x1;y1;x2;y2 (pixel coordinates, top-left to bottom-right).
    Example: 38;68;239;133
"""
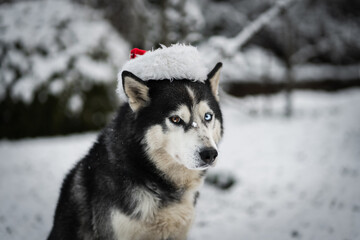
1;0;359;139
0;0;359;239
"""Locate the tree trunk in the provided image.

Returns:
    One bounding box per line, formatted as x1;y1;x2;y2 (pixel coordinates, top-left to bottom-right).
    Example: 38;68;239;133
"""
283;12;295;117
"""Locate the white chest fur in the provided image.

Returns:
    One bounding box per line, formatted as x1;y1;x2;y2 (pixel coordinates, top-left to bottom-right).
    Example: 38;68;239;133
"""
111;189;197;240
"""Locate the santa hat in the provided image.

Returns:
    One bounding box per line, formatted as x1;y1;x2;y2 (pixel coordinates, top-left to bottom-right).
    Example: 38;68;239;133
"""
117;44;209;101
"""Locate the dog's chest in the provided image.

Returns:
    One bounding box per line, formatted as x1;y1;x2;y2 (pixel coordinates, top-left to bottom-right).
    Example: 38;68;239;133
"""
111;191;196;240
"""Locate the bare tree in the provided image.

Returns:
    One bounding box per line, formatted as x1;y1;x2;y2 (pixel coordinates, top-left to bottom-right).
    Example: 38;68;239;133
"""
158;0;204;46
206;0;299;117
283;11;295;117
209;0;298;57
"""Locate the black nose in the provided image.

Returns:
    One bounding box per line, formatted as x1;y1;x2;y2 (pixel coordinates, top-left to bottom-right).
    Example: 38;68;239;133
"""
199;147;218;165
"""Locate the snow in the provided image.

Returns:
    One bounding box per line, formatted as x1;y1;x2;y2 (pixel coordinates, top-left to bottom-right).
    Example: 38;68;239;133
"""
198;0;360;84
206;0;297;57
0;133;97;239
191;89;360;240
67;94;83;114
48;79;65;96
11;76;37;104
199;45;287;83
0;0;129;103
1;89;360;239
200;43;360;83
75;56;115;82
183;0;205;36
161;0;205;44
294;64;360;82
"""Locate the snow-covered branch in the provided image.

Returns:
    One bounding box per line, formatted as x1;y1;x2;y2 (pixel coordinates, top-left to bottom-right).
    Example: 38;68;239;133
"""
290;38;328;64
209;0;298;57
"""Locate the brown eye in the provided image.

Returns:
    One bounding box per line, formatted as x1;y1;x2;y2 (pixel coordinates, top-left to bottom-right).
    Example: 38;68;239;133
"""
170;115;181;124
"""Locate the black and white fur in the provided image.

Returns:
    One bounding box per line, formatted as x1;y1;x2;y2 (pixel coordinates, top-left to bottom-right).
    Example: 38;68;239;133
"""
48;62;224;240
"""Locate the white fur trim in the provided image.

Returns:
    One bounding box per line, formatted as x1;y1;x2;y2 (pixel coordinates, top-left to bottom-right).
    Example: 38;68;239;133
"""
117;44;209;101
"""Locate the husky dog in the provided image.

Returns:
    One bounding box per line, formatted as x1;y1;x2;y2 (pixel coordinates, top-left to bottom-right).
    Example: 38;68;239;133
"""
48;45;223;240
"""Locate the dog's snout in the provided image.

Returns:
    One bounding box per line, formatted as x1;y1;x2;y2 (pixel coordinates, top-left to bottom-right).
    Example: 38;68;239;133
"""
199;147;218;164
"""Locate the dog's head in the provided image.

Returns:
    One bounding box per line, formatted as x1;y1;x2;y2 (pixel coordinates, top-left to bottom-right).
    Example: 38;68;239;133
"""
122;62;223;170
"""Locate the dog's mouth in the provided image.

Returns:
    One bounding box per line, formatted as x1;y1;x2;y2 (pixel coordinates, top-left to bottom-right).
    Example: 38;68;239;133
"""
195;162;212;170
188;160;217;171
187;163;211;171
189;151;218;171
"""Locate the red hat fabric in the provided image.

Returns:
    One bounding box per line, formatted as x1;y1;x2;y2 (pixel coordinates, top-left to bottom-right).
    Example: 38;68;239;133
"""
130;48;147;59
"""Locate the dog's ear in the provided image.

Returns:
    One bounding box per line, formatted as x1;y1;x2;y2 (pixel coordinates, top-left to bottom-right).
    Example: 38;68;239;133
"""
122;71;150;112
206;62;222;101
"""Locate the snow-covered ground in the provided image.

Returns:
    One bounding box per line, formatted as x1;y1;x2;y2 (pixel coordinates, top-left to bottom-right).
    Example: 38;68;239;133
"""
1;89;360;240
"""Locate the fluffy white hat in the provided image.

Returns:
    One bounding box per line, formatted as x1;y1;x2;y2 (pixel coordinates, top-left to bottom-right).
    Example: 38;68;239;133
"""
117;44;209;101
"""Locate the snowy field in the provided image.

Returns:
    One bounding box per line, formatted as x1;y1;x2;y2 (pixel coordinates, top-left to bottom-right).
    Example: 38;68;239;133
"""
1;89;360;240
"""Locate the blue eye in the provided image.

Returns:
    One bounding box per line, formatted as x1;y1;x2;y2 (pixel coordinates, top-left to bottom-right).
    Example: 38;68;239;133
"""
204;113;213;122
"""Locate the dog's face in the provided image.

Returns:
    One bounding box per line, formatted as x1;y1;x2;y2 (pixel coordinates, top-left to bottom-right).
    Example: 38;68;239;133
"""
122;63;223;170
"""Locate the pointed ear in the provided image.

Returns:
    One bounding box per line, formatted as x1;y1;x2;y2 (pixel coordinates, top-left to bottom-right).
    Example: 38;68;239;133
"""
122;71;150;112
206;62;222;101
